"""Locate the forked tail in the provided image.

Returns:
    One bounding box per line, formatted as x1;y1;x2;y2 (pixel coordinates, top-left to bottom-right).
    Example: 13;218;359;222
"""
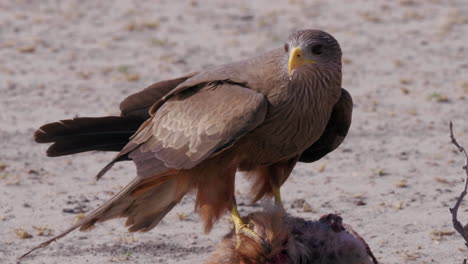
20;170;188;259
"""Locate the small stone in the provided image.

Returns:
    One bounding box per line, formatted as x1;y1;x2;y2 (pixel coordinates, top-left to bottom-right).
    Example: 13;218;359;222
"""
17;45;36;53
302;202;314;212
396;179;408;188
355;200;367;206
15;228;33;239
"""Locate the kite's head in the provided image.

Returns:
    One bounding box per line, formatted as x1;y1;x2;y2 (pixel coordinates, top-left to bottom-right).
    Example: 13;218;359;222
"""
285;29;342;78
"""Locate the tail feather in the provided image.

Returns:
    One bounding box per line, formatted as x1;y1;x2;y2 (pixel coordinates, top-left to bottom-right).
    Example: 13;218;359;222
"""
34;116;144;157
20;170;189;259
45;134;131;156
95;154;131;180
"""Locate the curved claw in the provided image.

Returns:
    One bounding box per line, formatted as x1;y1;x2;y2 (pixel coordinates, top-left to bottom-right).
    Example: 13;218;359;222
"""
231;205;270;253
236;224;271;253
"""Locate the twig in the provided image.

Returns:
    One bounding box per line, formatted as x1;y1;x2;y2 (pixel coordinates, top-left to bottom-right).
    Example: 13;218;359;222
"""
449;122;468;251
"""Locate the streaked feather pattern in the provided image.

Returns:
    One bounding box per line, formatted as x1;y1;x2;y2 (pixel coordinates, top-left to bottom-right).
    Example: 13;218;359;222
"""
24;30;350;259
128;83;268;177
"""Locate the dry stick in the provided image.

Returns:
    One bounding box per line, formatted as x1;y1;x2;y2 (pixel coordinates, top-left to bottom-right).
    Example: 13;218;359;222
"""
449;122;468;250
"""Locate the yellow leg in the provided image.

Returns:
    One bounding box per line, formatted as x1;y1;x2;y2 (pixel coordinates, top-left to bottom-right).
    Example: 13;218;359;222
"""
271;186;283;207
230;205;244;231
230;205;265;249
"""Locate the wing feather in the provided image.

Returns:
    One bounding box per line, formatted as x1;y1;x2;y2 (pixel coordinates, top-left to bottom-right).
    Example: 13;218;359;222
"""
126;83;267;177
119;73;197;118
299;88;353;163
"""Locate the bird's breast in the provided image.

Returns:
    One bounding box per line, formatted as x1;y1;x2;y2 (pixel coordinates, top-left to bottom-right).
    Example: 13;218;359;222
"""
238;84;338;166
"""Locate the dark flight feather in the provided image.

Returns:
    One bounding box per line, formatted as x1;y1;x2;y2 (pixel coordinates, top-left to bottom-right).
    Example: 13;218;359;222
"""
299;88;353;163
34;116;144;157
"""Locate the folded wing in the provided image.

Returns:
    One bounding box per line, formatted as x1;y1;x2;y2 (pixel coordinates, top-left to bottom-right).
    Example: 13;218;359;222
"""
105;82;268;178
299;88;353;163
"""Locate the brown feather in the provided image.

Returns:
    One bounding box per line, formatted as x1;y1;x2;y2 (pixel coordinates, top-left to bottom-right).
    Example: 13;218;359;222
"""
34;74;196;159
125;83;268;177
299;88;353;163
120;73;197;118
193;155;237;233
206;207;378;264
34;116;144;157
248;157;298;202
206;207;289;264
27;30;348;259
20;169;191;258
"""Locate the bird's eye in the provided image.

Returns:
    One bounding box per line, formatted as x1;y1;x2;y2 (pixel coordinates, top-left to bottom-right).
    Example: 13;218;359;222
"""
311;44;323;55
284;43;289;53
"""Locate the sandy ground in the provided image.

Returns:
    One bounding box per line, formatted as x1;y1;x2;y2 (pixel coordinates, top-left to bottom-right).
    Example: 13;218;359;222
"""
1;0;467;263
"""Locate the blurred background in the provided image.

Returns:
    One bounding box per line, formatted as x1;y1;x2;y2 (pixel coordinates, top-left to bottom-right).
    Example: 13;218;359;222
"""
1;0;467;263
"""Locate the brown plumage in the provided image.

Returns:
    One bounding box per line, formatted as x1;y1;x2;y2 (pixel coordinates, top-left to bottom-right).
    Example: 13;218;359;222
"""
23;29;352;258
206;207;378;264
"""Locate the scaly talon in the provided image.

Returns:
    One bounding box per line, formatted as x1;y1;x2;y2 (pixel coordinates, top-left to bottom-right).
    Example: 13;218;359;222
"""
272;186;283;207
230;205;269;251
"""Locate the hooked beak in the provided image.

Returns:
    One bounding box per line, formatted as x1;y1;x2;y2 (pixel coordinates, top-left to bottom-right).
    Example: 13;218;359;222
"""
288;47;316;76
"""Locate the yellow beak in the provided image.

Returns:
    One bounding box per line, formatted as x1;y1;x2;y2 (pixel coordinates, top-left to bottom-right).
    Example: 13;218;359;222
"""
288;47;316;75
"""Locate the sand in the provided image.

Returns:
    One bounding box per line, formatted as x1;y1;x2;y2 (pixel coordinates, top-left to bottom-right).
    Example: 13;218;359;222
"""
1;0;467;263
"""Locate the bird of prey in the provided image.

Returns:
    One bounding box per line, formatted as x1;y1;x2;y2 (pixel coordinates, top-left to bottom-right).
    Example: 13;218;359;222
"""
22;29;352;257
